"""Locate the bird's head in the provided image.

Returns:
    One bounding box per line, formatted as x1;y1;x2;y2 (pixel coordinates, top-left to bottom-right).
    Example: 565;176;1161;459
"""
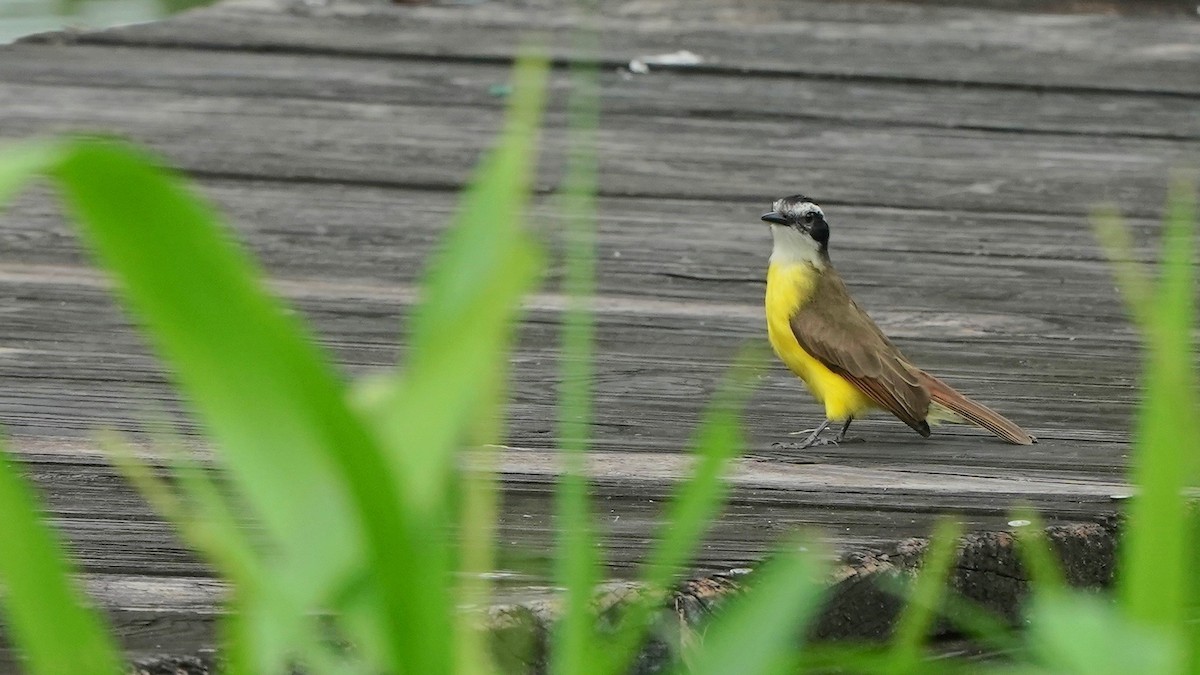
761;194;830;265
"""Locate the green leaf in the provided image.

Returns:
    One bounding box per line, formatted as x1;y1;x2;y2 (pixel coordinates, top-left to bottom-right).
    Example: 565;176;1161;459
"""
888;518;964;674
1023;591;1180;675
1092;207;1153;327
601;346;766;674
53;139;369;564
1;43;549;675
369;51;547;508
350;51;549;675
552;28;603;675
0;138;66;205
933;587;1025;658
1097;176;1197;650
0;138;123;675
50;138;385;672
1010;510;1065;594
0;439;123;674
101;433;306;674
42;48;547;675
678;542;827;675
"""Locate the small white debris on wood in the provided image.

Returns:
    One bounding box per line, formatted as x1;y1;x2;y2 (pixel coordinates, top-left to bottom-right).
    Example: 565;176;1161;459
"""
626;50;704;75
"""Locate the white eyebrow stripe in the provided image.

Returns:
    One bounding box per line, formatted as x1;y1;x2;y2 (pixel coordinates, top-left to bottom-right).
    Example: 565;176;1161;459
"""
772;199;824;219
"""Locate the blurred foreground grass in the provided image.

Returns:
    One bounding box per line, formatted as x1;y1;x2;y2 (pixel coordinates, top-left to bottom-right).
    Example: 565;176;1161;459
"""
0;0;211;43
0;51;1196;675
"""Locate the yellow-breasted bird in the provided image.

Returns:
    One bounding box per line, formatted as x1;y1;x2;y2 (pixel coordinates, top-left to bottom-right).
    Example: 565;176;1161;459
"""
760;194;1035;448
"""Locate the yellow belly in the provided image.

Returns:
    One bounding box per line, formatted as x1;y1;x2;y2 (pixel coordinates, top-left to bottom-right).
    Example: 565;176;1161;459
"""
765;263;875;421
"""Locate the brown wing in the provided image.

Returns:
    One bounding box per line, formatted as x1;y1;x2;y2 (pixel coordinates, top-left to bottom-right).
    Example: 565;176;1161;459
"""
790;268;931;435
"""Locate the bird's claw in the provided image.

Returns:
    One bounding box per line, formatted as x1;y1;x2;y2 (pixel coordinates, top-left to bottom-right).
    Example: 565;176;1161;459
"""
787;428;821;436
804;437;840;448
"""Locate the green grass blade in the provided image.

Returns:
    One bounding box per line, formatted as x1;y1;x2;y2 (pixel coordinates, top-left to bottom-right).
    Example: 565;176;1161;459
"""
52;139;369;566
101;431;260;586
1099;177;1197;645
639;348;764;587
0;139;66;205
49;139;407;672
1092;208;1153;327
676;541;827;675
796;643;976;675
456;447;502;675
1024;590;1181;675
601;346;765;674
103;436;300;674
934;589;1025;658
871;566;1024;662
1010;510;1065;594
888;518;964;674
6;51;548;675
352;52;548;675
371;51;547;507
0;439;124;674
0;138;123;675
552;25;603;675
455;375;510;675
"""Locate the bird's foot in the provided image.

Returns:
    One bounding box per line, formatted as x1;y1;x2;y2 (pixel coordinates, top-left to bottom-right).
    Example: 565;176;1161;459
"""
769;436;865;452
803;437;842;448
787;427;821;436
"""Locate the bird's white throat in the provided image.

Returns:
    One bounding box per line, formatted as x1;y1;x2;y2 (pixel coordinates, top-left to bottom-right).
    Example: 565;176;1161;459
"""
769;225;825;268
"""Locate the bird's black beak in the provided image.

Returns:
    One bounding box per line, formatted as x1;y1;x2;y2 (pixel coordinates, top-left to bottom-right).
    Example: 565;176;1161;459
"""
761;211;788;225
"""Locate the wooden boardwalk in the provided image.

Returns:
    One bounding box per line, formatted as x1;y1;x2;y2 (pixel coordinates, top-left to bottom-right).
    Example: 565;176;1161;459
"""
0;0;1198;663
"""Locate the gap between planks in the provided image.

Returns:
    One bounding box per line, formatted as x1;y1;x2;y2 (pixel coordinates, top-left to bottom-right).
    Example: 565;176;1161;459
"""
34;0;1200;96
0;80;1194;216
0;43;1196;142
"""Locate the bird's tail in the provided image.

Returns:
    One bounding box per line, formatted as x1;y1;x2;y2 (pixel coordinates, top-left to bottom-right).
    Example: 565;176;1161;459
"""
916;370;1036;445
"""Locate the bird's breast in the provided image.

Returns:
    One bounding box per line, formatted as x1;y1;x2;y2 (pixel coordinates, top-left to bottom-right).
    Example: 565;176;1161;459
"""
765;262;822;380
765;262;872;418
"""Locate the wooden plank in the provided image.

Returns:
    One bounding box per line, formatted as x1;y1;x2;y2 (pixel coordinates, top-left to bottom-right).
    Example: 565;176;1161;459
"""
0;245;1141;455
0;250;1147;359
79;570;552;615
15;517;1122;669
0;270;1135;457
0;43;1196;141
0;214;1154;346
0;256;1147;355
12;449;1125;579
17;443;1130;515
4;519;1129;667
83;574;226;613
1;178;1155;351
36;0;1200;95
0;0;1179;663
0;82;1195;215
0;307;1138;535
0;270;1141;438
0;375;1137;461
0;343;1137;440
0;576;223;669
2;178;1179;287
0;349;1138;457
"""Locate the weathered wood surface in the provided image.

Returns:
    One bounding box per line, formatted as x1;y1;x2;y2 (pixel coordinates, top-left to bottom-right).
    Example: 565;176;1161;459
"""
0;0;1197;664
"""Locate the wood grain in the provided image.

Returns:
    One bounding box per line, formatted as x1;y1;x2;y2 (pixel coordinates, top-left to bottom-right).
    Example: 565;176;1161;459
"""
8;444;1126;579
0;81;1195;215
36;0;1200;95
0;0;1195;661
1;44;1197;141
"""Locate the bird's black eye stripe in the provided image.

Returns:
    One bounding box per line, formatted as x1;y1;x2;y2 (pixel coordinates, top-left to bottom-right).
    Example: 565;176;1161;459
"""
803;213;815;224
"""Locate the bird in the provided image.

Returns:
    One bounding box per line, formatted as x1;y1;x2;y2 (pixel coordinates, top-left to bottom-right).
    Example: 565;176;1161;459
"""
759;194;1035;448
